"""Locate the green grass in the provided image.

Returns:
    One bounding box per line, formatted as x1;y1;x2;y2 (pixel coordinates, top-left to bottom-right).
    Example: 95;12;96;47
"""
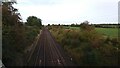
66;26;118;38
95;28;118;38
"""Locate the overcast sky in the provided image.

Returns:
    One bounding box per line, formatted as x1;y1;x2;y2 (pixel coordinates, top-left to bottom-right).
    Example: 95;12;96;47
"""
13;0;119;25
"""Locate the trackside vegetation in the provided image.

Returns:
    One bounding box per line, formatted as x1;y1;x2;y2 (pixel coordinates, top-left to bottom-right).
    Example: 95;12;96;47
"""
2;2;42;66
49;22;119;66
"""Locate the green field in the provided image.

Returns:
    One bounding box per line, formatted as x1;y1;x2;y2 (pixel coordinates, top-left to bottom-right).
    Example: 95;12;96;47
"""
95;28;118;38
67;27;118;38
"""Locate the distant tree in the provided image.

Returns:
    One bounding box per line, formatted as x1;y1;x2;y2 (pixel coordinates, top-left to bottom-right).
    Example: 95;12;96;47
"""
58;24;60;26
26;16;42;28
80;21;94;31
52;24;54;26
71;23;75;27
75;23;80;27
48;24;50;26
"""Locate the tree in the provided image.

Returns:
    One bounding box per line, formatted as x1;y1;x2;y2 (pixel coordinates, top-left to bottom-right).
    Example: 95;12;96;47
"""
2;1;22;27
71;23;75;27
48;24;50;26
80;21;94;31
26;16;42;28
2;1;25;66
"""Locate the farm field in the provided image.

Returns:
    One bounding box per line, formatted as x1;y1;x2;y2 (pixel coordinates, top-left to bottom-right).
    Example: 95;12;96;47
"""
95;28;118;38
67;27;118;38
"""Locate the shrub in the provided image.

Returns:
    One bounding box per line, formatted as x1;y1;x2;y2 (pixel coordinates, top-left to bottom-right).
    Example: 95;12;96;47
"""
50;26;119;66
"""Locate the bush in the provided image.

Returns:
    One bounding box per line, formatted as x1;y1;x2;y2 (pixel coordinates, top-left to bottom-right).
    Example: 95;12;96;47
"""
50;26;119;66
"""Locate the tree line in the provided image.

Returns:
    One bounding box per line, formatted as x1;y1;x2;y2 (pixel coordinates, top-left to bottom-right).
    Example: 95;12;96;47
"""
48;21;119;28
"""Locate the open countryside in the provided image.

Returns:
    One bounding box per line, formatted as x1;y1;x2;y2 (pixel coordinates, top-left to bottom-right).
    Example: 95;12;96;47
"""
1;0;120;67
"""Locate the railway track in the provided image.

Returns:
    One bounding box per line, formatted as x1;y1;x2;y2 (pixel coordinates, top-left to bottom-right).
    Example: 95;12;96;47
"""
26;27;75;67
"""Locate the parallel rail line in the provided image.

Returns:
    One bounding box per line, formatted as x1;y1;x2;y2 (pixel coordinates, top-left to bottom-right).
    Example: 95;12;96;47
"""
26;27;75;67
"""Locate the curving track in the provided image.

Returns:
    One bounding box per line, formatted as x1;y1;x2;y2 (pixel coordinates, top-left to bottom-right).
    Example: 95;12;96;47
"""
26;27;75;67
